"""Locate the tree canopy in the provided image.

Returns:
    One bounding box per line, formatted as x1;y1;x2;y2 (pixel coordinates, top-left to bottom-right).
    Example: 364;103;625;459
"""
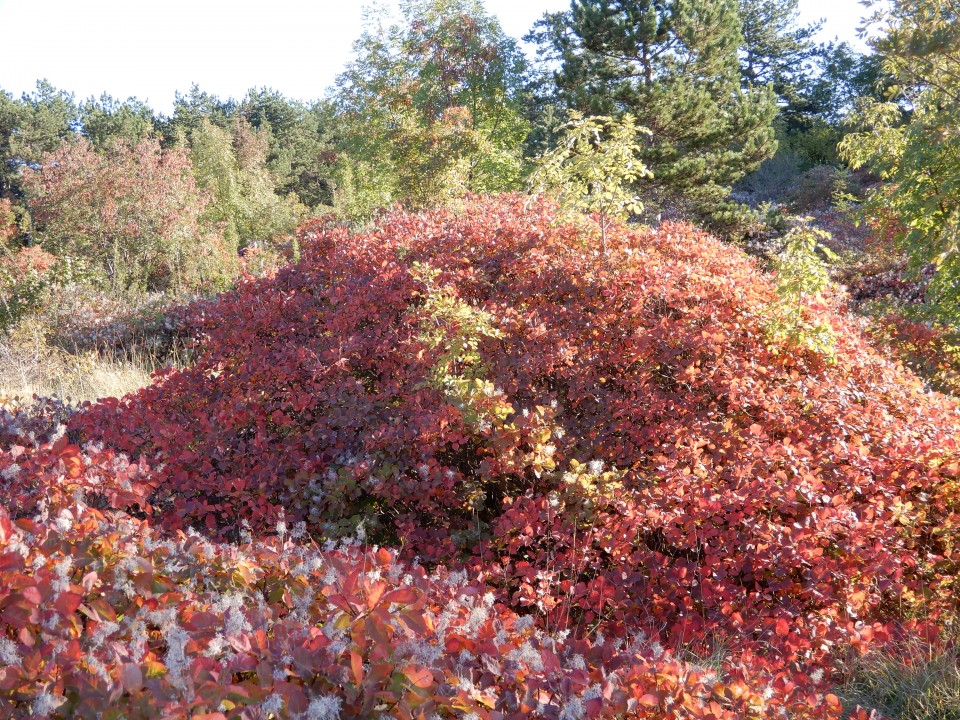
840;0;960;318
332;0;531;215
532;0;778;228
22;137;231;292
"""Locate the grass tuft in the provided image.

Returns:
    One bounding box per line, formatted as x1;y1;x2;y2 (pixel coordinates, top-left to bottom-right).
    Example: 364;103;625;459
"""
839;639;960;720
0;320;184;406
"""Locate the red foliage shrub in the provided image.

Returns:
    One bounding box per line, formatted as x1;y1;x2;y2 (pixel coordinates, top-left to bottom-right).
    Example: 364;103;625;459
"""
866;313;960;395
7;195;959;716
0;198;16;245
0;247;57;278
0;419;846;718
0;421;854;719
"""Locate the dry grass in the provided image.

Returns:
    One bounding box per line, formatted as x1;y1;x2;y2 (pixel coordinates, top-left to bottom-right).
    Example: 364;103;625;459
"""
0;321;182;406
839;639;960;720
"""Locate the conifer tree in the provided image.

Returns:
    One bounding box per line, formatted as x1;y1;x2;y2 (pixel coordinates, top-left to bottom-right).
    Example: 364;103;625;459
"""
535;0;777;228
738;0;821;116
79;94;156;150
0;81;78;201
239;89;339;209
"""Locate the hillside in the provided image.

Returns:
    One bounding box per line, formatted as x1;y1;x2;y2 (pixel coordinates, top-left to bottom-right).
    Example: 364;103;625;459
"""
2;196;960;718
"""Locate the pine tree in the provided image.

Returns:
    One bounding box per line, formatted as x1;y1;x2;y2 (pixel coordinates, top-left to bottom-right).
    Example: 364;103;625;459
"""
79;94;156;150
738;0;821;117
0;81;78;201
535;0;778;228
239;89;339;209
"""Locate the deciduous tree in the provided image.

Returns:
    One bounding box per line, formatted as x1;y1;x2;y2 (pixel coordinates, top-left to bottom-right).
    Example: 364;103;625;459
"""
188;117;305;253
840;0;960;319
334;0;530;214
530;111;651;252
23;136;231;293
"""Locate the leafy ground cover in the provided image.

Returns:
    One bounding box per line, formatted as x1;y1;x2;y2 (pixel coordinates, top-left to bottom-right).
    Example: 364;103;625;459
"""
3;196;960;718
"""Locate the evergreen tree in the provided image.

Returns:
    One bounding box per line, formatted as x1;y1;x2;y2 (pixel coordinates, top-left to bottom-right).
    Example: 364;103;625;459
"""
805;42;888;126
738;0;821;120
79;94;156;150
0;90;27;200
0;81;78;201
239;88;339;209
534;0;778;228
162;84;236;140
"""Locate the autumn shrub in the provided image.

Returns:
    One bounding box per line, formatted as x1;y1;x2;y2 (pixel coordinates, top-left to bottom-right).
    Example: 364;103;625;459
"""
57;195;960;702
6;194;960;718
0;198;18;245
22;137;237;295
0;415;855;719
0;246;71;331
865;312;960;396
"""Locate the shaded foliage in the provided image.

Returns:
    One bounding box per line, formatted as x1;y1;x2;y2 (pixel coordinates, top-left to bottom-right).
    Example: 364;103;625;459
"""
841;0;960;326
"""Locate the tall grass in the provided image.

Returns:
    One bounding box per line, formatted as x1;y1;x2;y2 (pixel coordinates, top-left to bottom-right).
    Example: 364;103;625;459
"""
839;638;960;720
0;320;185;406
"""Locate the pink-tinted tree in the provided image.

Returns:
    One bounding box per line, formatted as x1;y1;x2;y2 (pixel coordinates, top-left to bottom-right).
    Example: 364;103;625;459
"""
23;136;235;293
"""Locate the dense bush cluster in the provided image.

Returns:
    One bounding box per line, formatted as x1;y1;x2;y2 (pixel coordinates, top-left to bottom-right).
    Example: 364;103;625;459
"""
0;247;64;329
1;407;845;719
0;197;933;716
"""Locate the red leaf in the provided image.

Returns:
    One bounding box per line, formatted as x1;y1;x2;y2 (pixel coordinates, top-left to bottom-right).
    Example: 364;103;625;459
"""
775;617;790;636
638;693;660;707
55;592;84;615
381;587;418;606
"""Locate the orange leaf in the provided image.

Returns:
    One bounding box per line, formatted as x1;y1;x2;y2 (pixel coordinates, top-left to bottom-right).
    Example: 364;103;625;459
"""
351;650;364;685
402;664;434;689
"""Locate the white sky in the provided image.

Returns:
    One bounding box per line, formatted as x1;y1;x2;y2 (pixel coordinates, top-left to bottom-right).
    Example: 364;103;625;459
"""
0;0;869;115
